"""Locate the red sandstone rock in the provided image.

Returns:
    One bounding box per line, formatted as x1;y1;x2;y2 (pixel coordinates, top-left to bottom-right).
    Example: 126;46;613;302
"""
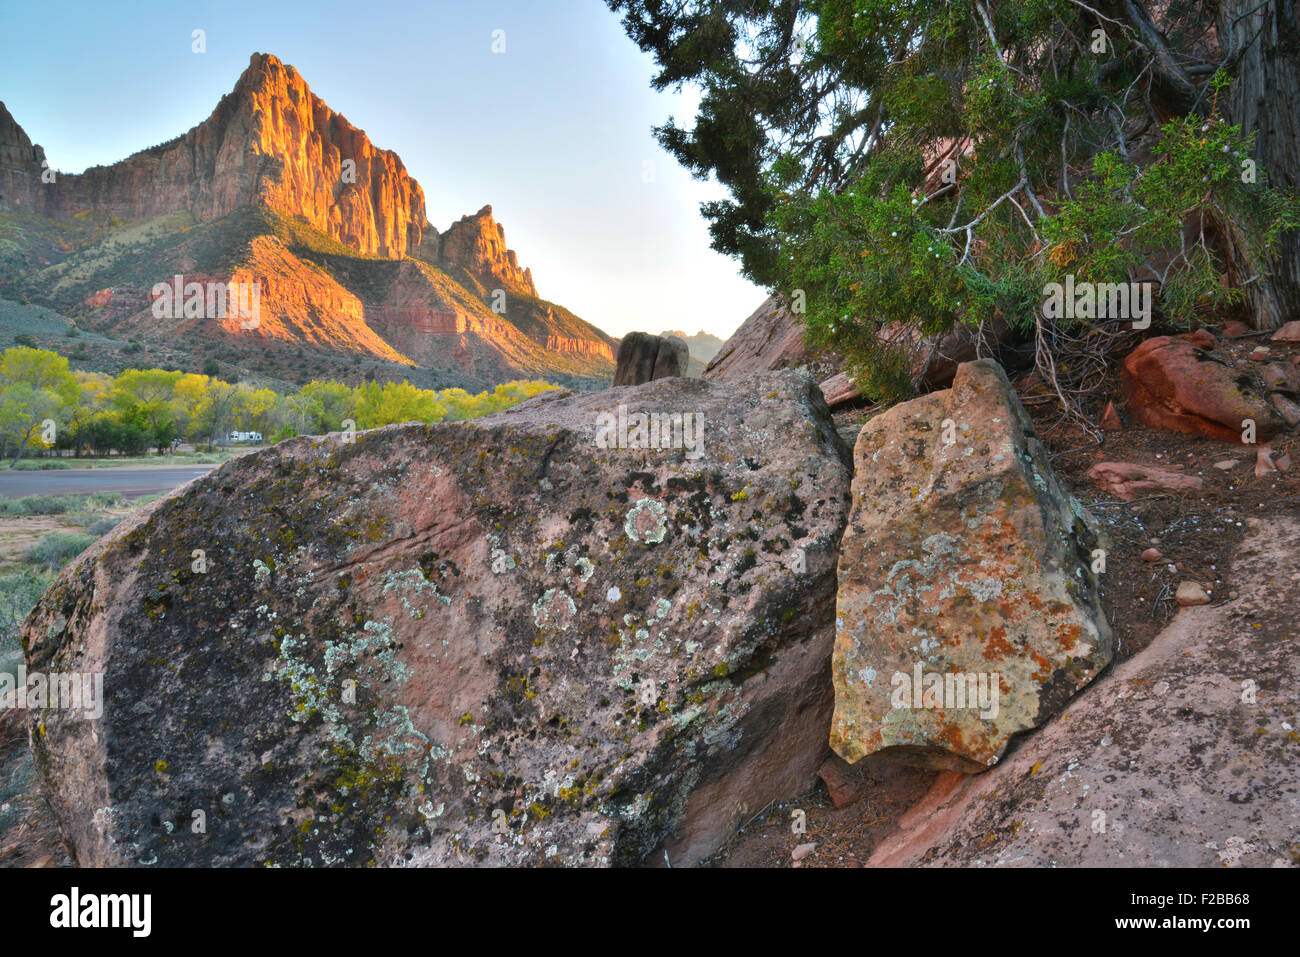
1222;320;1252;337
1271;321;1300;342
22;371;853;867
703;295;823;380
1088;461;1205;501
818;372;862;409
1175;581;1211;606
1120;336;1283;442
1183;328;1217;349
817;752;937;810
818;754;868;808
705;295;1006;395
833;361;1112;773
1100;400;1122;431
1261;362;1300;395
1256;445;1278;477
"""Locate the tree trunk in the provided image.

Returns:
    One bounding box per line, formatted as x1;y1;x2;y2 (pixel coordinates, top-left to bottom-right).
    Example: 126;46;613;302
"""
1217;0;1300;328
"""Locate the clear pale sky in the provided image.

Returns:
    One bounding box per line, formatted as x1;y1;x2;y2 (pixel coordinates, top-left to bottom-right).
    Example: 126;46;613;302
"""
0;0;766;339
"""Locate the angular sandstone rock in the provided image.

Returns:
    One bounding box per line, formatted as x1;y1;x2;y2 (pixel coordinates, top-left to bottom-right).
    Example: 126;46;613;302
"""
1271;320;1300;342
832;360;1113;773
817;372;861;410
22;372;851;867
817;751;936;811
704;295;1005;395
1272;393;1300;428
703;295;822;380
1261;361;1300;396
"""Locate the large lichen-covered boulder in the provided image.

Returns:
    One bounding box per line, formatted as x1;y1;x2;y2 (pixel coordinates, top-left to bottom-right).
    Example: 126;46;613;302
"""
831;360;1113;773
868;517;1300;867
22;371;850;867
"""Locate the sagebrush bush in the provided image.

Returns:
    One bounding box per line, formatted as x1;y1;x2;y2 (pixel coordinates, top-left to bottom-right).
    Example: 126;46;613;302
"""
85;516;123;536
0;493;126;516
0;567;55;655
24;532;97;570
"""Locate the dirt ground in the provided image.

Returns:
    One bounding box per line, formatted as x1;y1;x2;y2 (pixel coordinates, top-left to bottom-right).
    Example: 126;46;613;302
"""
0;506;135;570
0;516;68;569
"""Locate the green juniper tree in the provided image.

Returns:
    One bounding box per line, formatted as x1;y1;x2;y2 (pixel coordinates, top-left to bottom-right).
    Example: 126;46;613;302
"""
609;0;1299;424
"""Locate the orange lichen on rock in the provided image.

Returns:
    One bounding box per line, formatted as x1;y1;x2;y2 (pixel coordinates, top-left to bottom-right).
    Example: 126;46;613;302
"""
831;360;1113;774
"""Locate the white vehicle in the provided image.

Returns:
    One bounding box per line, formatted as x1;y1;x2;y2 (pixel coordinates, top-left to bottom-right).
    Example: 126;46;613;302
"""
227;431;263;444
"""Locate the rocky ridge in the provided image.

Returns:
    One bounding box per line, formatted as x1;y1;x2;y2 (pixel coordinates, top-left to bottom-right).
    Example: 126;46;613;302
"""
440;205;537;298
4;54;427;259
0;54;615;387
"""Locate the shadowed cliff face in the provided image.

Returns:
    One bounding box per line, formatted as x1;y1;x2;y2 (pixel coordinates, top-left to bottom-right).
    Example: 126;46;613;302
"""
0;101;48;212
2;53;429;259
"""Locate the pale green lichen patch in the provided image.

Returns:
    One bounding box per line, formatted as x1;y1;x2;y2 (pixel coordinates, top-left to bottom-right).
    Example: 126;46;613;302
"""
624;498;668;545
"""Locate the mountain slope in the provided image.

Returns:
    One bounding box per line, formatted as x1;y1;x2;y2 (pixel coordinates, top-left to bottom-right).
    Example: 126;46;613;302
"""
0;53;614;389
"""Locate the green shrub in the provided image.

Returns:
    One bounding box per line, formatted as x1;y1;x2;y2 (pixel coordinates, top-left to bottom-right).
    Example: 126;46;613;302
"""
0;492;127;516
0;567;53;663
86;516;122;536
25;532;97;570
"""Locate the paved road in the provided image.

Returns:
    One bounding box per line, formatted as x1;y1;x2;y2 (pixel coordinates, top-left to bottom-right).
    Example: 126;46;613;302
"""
0;465;220;498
